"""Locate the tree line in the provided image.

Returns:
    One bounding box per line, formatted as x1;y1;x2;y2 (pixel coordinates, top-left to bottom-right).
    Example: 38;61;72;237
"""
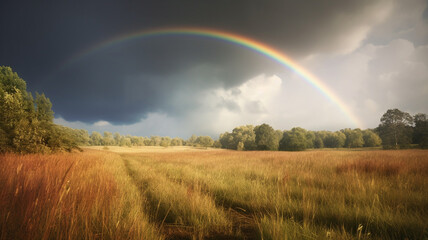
218;109;428;151
218;124;379;151
1;66;427;153
83;131;214;148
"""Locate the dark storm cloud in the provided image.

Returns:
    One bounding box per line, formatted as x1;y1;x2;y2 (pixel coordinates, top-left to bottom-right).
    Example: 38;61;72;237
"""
0;0;402;125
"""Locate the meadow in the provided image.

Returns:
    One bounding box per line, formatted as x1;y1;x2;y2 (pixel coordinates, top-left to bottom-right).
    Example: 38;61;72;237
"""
0;147;427;239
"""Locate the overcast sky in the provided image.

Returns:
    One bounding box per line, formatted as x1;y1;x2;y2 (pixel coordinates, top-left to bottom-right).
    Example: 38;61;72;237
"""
1;0;427;138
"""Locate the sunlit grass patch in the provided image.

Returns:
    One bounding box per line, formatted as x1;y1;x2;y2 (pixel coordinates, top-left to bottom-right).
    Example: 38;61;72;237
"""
0;150;161;240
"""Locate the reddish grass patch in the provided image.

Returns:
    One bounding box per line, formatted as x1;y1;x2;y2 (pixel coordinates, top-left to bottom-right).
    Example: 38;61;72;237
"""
336;160;403;176
0;152;117;240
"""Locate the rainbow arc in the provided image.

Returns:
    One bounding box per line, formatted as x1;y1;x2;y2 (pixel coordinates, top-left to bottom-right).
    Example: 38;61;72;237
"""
59;27;363;128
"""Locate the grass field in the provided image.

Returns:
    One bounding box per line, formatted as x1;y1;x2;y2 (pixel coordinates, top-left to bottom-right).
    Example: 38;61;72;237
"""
1;147;427;239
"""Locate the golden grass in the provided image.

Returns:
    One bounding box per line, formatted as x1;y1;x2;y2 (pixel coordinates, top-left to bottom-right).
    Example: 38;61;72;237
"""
0;150;160;240
1;148;427;239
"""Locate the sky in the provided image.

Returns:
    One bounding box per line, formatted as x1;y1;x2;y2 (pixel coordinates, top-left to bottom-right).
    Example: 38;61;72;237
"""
1;0;428;138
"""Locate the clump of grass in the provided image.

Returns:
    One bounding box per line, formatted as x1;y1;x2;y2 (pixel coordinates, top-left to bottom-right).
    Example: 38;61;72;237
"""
256;213;318;240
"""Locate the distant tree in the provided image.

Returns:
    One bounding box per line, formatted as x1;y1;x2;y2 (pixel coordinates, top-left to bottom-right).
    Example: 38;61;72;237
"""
90;131;103;146
102;131;115;145
313;134;324;148
362;130;382;147
342;128;364;148
113;132;121;145
171;137;183;146
413;113;428;148
254;123;278;150
72;129;90;146
160;137;171;147
213;140;222;148
219;132;234;149
140;137;148;146
279;127;307;151
305;131;315;149
377;109;413;149
195;136;214;148
275;129;283;147
149;136;161;146
323;131;345;148
130;136;145;146
187;134;197;146
231;125;256;150
120;137;132;147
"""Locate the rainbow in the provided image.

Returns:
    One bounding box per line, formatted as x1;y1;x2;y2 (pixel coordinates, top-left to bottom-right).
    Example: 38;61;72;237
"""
60;27;363;128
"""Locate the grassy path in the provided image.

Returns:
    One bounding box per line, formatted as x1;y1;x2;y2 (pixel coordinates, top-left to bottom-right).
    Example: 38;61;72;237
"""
122;154;246;239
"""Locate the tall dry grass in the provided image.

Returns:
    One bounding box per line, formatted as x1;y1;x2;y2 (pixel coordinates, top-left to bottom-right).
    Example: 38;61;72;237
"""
0;150;160;240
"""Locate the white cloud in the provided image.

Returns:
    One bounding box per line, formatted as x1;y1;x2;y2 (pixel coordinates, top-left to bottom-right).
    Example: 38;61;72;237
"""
93;120;110;127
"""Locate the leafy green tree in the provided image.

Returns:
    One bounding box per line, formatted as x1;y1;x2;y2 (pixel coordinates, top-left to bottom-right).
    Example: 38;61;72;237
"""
113;132;121;145
103;131;115;145
342;128;364;148
120;137;132;147
313;134;324;148
150;136;162;146
12;117;47;153
35;93;54;122
377;109;413;149
90;131;103;146
323;131;345;148
213;140;222;148
0;66;27;94
0;66;79;153
46;125;79;152
231;125;256;150
362;130;382;147
195;136;214;148
171;137;183;146
0;127;9;153
130;136;145;146
237;141;245;151
219;132;234;149
254;123;278;150
72;129;90;146
413;113;428;148
187;134;197;146
160;137;172;147
305;131;315;149
279;127;307;151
